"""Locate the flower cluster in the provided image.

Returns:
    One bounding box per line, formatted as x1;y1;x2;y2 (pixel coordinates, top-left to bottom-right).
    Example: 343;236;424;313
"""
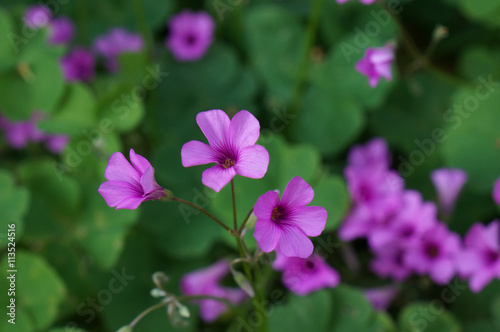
0;112;69;154
94;28;144;72
24;5;74;45
340;138;500;293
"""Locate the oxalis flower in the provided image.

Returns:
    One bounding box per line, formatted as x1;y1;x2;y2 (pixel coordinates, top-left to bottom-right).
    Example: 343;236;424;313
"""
181;260;247;322
355;43;395;88
336;0;376;5
431;168;467;215
253;176;327;258
181;109;269;192
493;177;500;205
98;149;166;209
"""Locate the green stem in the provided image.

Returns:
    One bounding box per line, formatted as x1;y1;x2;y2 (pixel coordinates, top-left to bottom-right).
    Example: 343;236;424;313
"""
129;301;167;328
172;197;235;236
288;0;323;127
132;0;153;60
231;179;238;231
238;208;254;234
252;261;268;332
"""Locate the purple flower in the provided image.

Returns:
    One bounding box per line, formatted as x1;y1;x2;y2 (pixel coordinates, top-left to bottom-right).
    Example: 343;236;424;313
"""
273;253;339;295
45;134;69;154
60;48;96;82
493;177;500;205
253;177;327;258
371;245;413;281
94;28;144;72
457;221;500;292
181;260;247;322
363;285;398;311
0;112;45;149
337;0;377;4
368;190;437;251
431;168;467;215
98;149;166;209
404;223;460;284
166;11;215;61
355;43;395;87
24;5;52;29
181;109;269;192
48;16;75;45
348;137;391;172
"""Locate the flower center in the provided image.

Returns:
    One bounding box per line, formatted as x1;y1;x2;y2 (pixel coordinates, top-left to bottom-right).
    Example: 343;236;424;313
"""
271;207;280;221
303;259;317;272
185;33;197;45
485;249;500;265
424;243;440;259
222;158;235;169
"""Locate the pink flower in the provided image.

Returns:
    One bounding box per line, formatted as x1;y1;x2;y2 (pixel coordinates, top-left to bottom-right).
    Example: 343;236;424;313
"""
60;48;96;82
363;285;398;311
48;16;74;45
431;168;467;214
181;109;269;192
24;5;51;29
181;260;247;322
355;43;395;87
94;28;144;72
404;223;460;285
493;177;500;205
98;149;166;209
45;134;69;154
253;177;327;258
273;253;339;295
0;112;45;149
337;0;376;5
457;221;500;292
166;11;215;61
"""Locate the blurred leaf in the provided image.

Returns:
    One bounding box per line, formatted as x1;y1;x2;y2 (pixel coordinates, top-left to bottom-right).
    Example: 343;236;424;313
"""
75;184;139;269
441;88;500;193
244;5;303;104
268;290;332;332
458;47;500;80
330;285;375;331
39;84;97;134
398;302;460;332
367;311;397;332
312;176;349;231
457;0;500;27
0;8;16;71
0;169;29;249
0;251;66;331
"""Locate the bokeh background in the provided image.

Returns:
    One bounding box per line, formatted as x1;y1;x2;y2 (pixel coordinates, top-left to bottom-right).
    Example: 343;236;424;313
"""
1;0;500;331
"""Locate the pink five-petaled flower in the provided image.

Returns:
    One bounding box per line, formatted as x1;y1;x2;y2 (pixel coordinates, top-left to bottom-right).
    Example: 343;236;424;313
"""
457;220;500;292
98;149;166;209
166;10;215;62
355;43;395;88
181;260;247;323
253;176;327;258
273;253;340;295
181;109;269;192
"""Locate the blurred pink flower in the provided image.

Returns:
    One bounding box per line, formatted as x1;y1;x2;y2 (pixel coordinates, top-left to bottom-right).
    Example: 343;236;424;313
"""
181;109;269;192
253;176;327;258
493;177;500;205
98;149;165;209
94;28;144;72
166;11;215;61
431;168;467;214
60;48;96;82
48;16;74;45
364;285;398;311
337;0;377;4
24;5;51;29
273;253;339;295
355;43;395;87
181;260;247;322
457;220;500;292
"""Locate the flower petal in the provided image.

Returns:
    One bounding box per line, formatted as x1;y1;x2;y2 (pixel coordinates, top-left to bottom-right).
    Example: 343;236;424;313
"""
98;181;143;209
196;109;230;150
254;217;281;253
202;164;236;192
253;191;280;220
129;148;151;174
288;206;327;237
181;140;218;167
429;259;455;284
227;110;260;149
104;151;141;186
469;269;495;293
277;226;313;258
234;145;269;179
181;261;230;296
140;166;164;199
281;176;314;207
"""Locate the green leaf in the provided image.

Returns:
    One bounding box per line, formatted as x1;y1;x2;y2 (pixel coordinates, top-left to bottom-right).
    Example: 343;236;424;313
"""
441;88;500;193
367;311;397;332
244;5;303;104
0;8;16;71
39;84;97;134
398;302;461;332
0;251;66;330
268;290;332;332
312;176;349;231
458;0;500;26
75;184;139;269
330;285;375;331
0;169;29;249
